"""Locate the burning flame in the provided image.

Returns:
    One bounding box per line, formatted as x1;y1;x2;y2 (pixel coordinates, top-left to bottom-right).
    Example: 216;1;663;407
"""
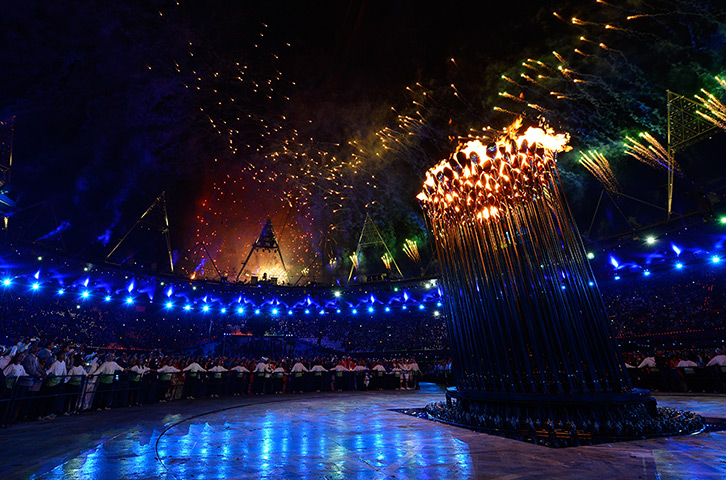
417;120;570;224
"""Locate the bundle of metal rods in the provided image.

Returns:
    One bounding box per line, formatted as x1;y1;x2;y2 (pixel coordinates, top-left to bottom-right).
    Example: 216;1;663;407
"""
418;123;631;396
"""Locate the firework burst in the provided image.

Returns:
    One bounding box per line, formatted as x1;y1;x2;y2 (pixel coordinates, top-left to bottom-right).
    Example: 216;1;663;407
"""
623;132;680;173
579;151;620;194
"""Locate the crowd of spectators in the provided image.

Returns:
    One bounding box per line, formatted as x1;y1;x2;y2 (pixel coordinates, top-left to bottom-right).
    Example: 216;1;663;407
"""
0;293;211;350
264;311;448;353
600;267;726;340
622;347;726;369
0;337;432;425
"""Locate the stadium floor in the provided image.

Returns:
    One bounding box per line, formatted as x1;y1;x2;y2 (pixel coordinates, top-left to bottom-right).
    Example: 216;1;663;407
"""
2;384;725;480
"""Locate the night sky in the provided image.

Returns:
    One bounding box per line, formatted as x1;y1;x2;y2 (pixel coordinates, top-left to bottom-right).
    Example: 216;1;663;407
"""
1;1;725;281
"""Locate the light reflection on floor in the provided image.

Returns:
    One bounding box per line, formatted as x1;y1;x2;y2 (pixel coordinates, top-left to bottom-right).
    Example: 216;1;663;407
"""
5;386;724;479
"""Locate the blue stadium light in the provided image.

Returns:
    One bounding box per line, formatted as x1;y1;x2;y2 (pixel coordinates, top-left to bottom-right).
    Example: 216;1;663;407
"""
352;309;358;314
125;297;133;305
237;307;244;314
104;295;111;302
676;262;683;269
272;308;279;315
304;309;310;315
402;305;407;310
385;307;390;312
288;310;293;315
609;256;619;269
588;281;594;287
319;310;325;315
165;301;173;309
58;288;65;295
614;275;620;281
436;302;442;307
2;278;10;287
712;255;721;264
255;309;261;315
184;305;192;311
221;308;227;314
335;309;341;314
419;304;425;310
560;285;566;290
202;305;210;313
643;270;651;277
81;290;90;299
368;307;374;313
31;282;40;291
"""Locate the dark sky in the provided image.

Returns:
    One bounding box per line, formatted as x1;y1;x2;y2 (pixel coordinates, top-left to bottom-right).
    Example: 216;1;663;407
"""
1;1;725;277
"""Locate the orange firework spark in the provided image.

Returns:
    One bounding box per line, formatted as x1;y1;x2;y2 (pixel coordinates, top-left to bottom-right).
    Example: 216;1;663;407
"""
695;77;726;131
579;151;620;194
624;133;680;173
402;239;421;264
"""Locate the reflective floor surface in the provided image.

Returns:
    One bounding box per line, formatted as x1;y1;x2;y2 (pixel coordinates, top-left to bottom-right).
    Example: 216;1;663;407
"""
2;384;726;479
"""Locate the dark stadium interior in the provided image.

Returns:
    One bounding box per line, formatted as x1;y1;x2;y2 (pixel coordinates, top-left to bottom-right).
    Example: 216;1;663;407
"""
2;1;726;479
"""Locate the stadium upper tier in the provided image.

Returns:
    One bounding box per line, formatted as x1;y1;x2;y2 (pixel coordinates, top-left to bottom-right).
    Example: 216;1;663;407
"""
0;245;443;316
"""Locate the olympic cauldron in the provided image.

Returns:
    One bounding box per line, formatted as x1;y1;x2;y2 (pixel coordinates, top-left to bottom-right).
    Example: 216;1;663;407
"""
417;121;703;447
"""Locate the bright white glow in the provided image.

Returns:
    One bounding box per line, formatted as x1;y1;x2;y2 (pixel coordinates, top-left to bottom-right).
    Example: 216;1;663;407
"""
609;255;619;269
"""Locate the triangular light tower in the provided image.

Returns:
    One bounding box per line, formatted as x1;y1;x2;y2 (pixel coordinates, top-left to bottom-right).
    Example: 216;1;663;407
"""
236;218;287;284
348;213;402;282
666;90;719;220
106;192;174;273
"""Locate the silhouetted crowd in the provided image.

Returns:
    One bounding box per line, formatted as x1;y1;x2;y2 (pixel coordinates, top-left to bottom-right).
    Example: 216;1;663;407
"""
0;337;430;425
600;267;726;339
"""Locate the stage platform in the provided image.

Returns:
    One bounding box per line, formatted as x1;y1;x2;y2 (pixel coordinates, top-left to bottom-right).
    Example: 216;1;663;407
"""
2;384;725;479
